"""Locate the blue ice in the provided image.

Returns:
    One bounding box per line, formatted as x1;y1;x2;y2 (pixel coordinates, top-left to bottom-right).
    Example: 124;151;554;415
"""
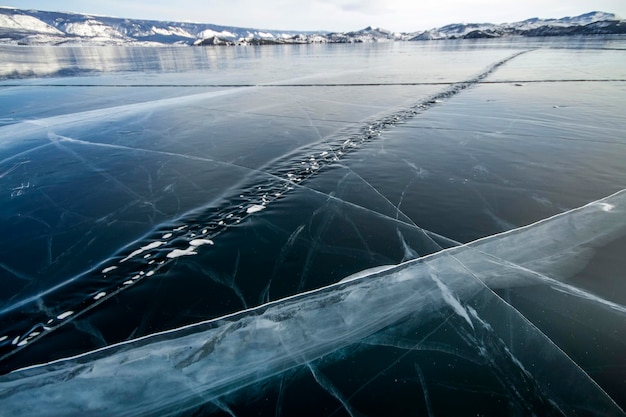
0;190;624;416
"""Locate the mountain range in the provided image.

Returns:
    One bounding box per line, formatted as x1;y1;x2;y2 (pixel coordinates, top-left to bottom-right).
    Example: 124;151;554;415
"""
0;7;624;46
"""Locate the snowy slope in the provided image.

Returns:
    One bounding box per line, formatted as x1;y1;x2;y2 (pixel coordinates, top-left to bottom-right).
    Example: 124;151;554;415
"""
0;13;62;34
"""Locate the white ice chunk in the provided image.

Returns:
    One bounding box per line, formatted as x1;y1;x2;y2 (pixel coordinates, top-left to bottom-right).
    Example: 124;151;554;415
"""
166;248;197;259
56;311;74;320
120;241;165;263
162;233;173;239
101;266;117;274
189;239;214;247
144;241;165;250
93;292;107;300
246;204;266;214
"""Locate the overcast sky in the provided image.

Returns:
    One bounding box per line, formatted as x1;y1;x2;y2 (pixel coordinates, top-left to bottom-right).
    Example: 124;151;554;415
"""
5;0;625;32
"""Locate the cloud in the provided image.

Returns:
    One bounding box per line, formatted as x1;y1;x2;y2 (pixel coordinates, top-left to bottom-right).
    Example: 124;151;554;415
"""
316;0;392;15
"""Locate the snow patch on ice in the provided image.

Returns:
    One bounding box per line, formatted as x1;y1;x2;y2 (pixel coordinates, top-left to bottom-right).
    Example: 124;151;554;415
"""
340;265;396;282
431;273;474;328
596;203;615;212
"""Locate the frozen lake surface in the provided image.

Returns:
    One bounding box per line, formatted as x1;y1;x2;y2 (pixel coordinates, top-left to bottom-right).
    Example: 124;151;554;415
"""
0;37;625;416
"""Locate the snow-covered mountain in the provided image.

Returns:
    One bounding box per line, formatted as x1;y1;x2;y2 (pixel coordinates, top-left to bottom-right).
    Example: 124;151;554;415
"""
0;7;308;45
409;11;625;40
0;7;623;46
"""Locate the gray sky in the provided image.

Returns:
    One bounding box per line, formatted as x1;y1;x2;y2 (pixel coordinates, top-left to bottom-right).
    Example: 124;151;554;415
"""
5;0;625;32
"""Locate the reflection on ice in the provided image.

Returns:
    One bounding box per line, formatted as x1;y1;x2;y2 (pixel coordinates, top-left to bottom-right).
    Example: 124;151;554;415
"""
0;190;624;416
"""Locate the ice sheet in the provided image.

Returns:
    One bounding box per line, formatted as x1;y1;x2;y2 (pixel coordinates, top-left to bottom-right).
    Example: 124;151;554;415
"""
1;39;625;415
0;49;527;358
0;189;624;416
